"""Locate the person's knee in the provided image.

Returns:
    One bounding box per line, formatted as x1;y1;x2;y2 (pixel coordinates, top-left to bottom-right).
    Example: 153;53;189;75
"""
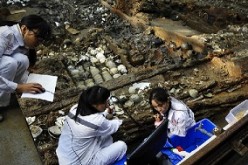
12;53;29;69
5;58;18;72
17;54;29;69
116;141;127;153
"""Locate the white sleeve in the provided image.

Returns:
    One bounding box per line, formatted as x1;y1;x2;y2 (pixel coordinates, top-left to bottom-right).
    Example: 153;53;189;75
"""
0;30;9;58
96;118;122;136
0;76;17;92
0;29;18;92
168;111;189;137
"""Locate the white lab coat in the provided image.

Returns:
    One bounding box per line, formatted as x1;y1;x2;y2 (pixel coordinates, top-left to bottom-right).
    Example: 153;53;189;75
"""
56;104;127;165
161;97;195;137
0;24;29;106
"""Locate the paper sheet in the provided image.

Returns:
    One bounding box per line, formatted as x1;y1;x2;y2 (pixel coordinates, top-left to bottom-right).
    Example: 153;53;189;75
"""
21;73;58;102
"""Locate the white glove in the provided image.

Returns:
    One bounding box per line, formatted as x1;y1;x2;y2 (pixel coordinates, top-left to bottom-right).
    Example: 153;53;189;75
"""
172;148;189;157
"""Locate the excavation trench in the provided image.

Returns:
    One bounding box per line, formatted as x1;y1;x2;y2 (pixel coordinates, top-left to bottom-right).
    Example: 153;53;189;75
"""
2;0;248;164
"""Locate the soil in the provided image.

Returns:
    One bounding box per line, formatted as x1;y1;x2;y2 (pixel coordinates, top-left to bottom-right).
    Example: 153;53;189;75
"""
1;0;248;164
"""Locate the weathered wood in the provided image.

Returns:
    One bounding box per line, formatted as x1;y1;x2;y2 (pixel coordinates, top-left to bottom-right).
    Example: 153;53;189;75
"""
179;14;219;34
101;0;207;53
100;0;148;29
187;83;248;110
19;87;80;116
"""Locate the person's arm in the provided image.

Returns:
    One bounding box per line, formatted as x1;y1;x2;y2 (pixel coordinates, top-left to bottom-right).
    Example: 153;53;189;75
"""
169;110;191;137
96;116;122;136
16;83;45;94
0;76;17;92
0;76;45;94
0;29;16;92
0;29;44;94
154;113;164;128
0;28;9;59
174;112;188;137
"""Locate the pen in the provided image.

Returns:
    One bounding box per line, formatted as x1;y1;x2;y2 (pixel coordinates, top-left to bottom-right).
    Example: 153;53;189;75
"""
45;90;55;94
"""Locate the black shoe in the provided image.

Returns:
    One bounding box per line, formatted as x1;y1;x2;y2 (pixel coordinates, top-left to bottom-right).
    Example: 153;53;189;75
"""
0;113;4;122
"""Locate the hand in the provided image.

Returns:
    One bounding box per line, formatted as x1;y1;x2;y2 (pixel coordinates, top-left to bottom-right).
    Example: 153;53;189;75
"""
106;105;115;114
153;113;163;122
16;83;45;94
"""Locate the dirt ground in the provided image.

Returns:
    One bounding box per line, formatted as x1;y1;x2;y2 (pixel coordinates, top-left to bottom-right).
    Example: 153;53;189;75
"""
1;0;248;164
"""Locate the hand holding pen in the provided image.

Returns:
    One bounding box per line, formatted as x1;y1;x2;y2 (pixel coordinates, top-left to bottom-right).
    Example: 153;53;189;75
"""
16;83;44;94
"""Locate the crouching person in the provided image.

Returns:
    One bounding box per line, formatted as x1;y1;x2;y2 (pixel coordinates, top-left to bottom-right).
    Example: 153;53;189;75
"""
56;85;127;165
149;87;195;137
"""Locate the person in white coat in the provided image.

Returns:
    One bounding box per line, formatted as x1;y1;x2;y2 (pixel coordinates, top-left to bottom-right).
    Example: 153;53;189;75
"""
149;87;195;137
56;85;127;165
0;15;51;121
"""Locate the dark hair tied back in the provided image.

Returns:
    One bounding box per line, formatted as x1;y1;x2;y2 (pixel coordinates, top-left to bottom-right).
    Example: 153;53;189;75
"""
149;87;169;105
74;86;110;118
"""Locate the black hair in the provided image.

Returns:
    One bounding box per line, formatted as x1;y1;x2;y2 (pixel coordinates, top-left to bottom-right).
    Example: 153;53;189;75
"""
19;14;51;41
0;21;17;26
74;85;110;119
27;48;37;67
149;87;170;113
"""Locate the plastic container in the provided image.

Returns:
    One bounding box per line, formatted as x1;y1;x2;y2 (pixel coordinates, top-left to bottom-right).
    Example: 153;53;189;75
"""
225;100;248;124
161;118;216;165
113;155;126;165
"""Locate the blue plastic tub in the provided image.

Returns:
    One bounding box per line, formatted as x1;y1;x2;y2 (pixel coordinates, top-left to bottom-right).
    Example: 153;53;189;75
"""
113;155;127;165
161;118;216;165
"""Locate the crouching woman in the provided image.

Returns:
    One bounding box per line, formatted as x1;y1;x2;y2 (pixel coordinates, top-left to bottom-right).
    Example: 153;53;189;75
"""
149;87;195;137
56;85;127;165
